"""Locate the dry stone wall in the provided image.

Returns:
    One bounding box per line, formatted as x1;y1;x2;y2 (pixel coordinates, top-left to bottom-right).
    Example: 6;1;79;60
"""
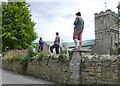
81;54;120;84
2;53;120;84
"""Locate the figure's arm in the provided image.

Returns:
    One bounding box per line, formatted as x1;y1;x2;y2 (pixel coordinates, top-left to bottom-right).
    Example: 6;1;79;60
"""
74;17;78;25
56;37;60;45
79;18;84;31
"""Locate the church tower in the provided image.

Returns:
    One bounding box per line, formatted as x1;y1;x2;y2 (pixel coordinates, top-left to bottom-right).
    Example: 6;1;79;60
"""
92;9;119;55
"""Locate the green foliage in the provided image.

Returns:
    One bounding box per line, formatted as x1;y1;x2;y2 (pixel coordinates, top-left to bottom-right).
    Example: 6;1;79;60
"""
6;52;28;62
2;2;37;51
3;49;28;59
57;53;69;65
36;52;48;62
117;47;120;55
115;42;120;54
7;57;14;63
5;52;29;74
32;42;39;49
58;53;64;61
57;50;69;64
19;56;29;73
28;46;36;58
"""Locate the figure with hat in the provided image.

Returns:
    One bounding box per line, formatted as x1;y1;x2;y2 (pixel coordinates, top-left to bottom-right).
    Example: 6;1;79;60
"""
50;32;60;58
73;11;84;50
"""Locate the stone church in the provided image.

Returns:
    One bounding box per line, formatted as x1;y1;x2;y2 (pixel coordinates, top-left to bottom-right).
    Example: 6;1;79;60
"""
91;9;119;55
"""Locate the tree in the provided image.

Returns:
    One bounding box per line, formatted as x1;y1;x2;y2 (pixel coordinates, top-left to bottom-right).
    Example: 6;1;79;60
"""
2;1;37;51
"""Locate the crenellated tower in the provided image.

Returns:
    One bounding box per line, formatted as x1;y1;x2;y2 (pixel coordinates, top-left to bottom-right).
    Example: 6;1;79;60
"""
92;9;119;55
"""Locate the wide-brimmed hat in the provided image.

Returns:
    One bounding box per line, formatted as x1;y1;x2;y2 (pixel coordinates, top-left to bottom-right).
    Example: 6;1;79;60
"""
75;12;81;16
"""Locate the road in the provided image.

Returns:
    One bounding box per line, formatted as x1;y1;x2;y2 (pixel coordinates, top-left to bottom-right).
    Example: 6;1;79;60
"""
1;68;55;84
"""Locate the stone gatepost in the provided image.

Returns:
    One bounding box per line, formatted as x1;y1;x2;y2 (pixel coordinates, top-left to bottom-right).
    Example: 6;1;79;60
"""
70;51;81;84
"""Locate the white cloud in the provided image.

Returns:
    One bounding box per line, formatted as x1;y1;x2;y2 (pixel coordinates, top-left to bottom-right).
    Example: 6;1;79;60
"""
28;0;120;42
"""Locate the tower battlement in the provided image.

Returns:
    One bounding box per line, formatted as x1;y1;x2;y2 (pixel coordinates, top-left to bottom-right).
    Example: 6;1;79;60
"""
94;9;117;17
93;9;119;55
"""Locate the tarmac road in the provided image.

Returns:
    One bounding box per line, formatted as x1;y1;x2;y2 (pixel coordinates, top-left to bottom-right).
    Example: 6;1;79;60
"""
1;68;55;85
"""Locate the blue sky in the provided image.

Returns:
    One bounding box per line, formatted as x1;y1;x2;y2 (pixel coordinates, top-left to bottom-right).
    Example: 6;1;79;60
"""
1;0;119;42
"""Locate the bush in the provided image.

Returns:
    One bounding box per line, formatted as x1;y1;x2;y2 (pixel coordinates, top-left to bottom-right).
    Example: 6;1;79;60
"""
28;46;36;58
7;57;14;63
3;50;28;59
19;57;29;74
3;50;29;74
58;45;69;61
8;52;29;65
36;51;48;62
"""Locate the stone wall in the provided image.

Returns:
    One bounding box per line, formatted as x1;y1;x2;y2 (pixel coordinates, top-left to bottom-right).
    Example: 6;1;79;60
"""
2;60;26;74
2;53;120;84
26;59;70;83
81;54;120;84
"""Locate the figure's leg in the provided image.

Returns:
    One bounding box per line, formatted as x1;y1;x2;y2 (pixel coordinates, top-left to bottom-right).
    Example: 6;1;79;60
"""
50;44;56;53
78;31;82;49
74;39;78;49
41;47;43;51
55;45;59;54
55;45;60;58
73;29;78;49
